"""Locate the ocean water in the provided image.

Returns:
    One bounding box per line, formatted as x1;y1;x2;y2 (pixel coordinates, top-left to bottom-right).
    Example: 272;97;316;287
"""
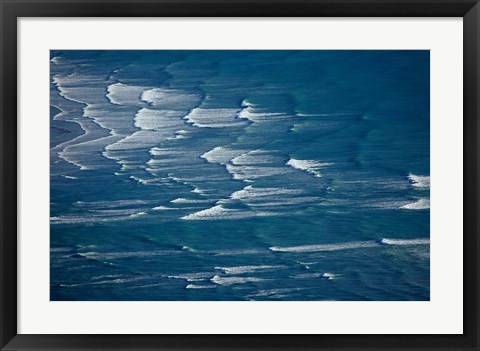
50;50;430;301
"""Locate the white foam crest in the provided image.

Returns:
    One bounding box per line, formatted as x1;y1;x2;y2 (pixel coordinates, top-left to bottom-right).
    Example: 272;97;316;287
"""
171;198;214;204
230;150;282;166
168;272;213;282
401;198;430;210
214;265;284;275
75;199;153;209
225;164;291;181
60;276;147;287
88;208;147;217
408;173;430;189
184;108;246;128
168;130;191;140
293;273;325;279
246;197;320;208
141;88;201;110
210;275;266;286
133;108;186;131
81;103;138;136
181;205;248;220
209;248;265;256
321;272;337;280
50;104;69;121
270;241;378;253
149;147;187;157
379;238;430;246
286;158;332;178
181;205;274;221
78;249;179;260
51;76;88;105
106;83;146;106
201;147;246;164
60;175;78;180
241;99;256;107
152;206;178;211
129;175;158;185
105;130;175;152
129;212;147;218
230;186;304;200
238;107;289;123
50;56;61;64
192;187;206;195
58;134;123;171
186;284;216;289
52;74;111;106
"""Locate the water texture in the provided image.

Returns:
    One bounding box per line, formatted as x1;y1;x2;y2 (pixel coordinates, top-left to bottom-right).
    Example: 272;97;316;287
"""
50;50;430;301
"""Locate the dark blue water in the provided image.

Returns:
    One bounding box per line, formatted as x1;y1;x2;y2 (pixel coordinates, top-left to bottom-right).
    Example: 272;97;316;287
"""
50;50;430;301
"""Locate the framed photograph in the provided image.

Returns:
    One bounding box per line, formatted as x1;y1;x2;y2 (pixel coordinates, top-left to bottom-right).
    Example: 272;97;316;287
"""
1;0;478;350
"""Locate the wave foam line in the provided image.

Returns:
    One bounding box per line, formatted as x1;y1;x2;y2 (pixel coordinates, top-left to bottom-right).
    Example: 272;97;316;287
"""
214;265;284;275
168;272;213;282
271;238;429;253
210;275;266;286
186;284;216;289
286;158;332;178
181;205;276;221
408;173;430;189
201;147;246;164
270;241;377;253
106;83;147;106
141;88;201;110
400;198;430;210
378;238;430;245
184;107;246;128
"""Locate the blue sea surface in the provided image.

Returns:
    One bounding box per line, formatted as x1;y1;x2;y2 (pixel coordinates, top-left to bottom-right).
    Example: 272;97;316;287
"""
50;50;430;301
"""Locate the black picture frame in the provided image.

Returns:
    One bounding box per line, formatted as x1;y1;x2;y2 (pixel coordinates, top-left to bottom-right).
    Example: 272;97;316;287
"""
1;0;478;350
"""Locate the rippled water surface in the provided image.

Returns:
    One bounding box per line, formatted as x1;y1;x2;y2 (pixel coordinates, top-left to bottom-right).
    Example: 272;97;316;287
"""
50;50;430;300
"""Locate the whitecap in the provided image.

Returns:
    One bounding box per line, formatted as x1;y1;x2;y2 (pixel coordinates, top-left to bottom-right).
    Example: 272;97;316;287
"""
168;272;213;282
200;147;246;164
61;175;78;180
170;198;214;204
407;173;430;189
209;248;265;256
181;205;275;221
214;265;284;275
140;88;201;110
186;284;216;289
210;275;266;286
50;56;61;64
225;164;291;181
379;238;430;246
78;250;178;260
184;108;245;128
129;212;147;218
133;108;185;131
106;83;146;106
321;272;337;280
400;198;430;210
230;150;282;166
229;186;304;200
270;241;378;253
237;107;289;123
286;158;332;178
152;206;178;211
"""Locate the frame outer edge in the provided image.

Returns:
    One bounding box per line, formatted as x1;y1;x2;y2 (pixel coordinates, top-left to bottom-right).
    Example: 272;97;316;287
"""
2;0;480;350
464;2;480;350
0;1;18;350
